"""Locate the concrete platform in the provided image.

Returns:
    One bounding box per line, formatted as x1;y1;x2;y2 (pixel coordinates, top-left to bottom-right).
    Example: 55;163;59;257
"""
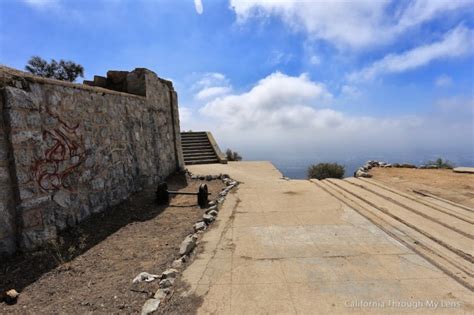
184;162;473;314
453;167;474;174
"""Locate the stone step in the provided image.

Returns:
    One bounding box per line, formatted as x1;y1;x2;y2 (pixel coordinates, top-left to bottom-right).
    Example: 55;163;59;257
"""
183;151;217;157
358;178;474;219
345;178;474;234
180;131;226;165
327;178;473;257
182;148;215;153
184;158;219;165
312;179;473;290
181;135;207;140
181;137;209;142
184;154;218;161
182;144;213;150
181;132;207;135
181;133;208;138
181;139;211;144
181;140;211;145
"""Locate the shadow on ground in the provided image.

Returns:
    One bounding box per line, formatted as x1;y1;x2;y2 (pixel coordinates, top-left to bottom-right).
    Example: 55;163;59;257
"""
0;172;189;294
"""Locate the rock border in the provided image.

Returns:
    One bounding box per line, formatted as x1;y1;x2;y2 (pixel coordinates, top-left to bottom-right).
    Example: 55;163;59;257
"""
354;160;450;178
138;171;239;314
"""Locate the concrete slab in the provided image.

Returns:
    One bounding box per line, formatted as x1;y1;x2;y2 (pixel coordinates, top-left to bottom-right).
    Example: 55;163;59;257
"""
183;162;473;314
453;167;474;174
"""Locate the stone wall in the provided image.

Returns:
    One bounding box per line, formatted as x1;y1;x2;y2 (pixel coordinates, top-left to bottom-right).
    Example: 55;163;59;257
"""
0;66;184;255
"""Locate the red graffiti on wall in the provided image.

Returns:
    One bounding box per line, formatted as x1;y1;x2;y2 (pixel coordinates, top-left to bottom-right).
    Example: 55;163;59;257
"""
29;109;86;192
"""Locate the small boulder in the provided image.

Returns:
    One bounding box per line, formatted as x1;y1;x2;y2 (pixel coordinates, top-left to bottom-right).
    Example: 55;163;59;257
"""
171;259;183;269
159;278;174;288
154;288;170;300
2;289;19;305
133;272;160;283
179;235;196;256
355;170;372;178
141;298;160;314
202;214;215;224
207;210;218;217
193;221;207;232
161;268;178;279
208;200;216;206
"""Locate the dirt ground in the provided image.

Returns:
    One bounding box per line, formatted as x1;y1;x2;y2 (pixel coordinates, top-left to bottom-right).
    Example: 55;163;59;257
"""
0;173;224;314
370;168;474;208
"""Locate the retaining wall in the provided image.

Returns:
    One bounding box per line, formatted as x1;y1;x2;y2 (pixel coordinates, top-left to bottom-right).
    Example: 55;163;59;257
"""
0;66;184;255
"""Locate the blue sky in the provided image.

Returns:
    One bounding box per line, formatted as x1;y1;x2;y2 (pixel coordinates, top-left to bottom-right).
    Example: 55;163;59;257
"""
1;0;473;171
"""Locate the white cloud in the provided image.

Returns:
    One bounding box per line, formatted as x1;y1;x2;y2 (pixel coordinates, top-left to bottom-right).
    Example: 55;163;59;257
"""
182;72;473;162
193;72;232;100
395;0;473;30
348;25;472;81
196;86;232;100
435;75;453;87
200;72;333;128
179;106;193;125
435;96;474;112
194;72;228;89
23;0;60;10
194;0;203;14
267;50;293;66
309;55;321;66
341;85;361;99
229;0;473;49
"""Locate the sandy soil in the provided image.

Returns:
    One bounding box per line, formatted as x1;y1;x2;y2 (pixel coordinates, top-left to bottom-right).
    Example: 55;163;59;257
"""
370;168;474;208
0;173;224;314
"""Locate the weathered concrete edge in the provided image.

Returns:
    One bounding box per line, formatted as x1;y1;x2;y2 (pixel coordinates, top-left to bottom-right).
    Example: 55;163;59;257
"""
0;65;146;99
206;132;227;164
453;167;474;174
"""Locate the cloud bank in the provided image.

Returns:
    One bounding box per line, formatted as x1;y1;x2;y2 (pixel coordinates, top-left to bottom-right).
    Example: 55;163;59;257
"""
229;0;473;49
182;72;473;162
348;25;473;81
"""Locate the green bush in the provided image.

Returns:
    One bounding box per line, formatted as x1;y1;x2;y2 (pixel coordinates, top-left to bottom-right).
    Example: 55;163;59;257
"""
225;149;242;161
307;163;345;180
426;158;454;169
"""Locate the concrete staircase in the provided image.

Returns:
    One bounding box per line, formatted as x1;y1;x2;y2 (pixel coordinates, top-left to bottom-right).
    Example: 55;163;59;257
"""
312;177;474;291
181;132;226;165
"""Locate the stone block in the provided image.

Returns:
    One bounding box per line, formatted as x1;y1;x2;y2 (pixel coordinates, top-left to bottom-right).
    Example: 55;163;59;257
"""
4;87;39;110
22;208;43;229
93;75;107;87
21;225;57;249
126;69;147;96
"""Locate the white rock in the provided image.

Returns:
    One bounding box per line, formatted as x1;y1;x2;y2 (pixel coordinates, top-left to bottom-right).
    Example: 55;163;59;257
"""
202;214;215;224
154;288;170;300
207;205;217;211
161;268;178;279
208;210;218;217
171;259;183;269
133;272;160;283
355;170;372;178
179;235;196;255
141;298;160;314
193;221;207;231
159;278;174;288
